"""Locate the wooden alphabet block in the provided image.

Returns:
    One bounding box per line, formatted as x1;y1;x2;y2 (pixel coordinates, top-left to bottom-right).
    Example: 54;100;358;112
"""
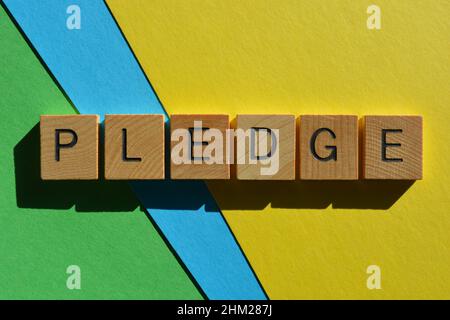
363;115;423;180
170;114;230;179
104;114;165;180
235;114;296;180
299;115;358;180
40;115;99;180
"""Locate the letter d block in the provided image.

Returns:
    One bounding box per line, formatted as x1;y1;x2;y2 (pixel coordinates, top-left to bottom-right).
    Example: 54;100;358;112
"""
363;116;423;180
300;115;358;180
236;115;296;180
170;114;230;179
104;114;165;180
40;115;99;180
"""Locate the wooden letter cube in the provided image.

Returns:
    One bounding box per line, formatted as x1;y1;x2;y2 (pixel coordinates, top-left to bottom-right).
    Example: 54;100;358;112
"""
235;114;296;180
170;114;230;179
40;115;99;180
104;114;165;180
299;115;358;180
363;115;423;180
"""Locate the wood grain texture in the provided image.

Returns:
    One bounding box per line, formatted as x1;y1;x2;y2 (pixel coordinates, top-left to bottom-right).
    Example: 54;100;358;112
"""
104;114;165;180
170;114;230;179
235;114;296;180
40;115;99;180
363;115;423;180
299;115;358;180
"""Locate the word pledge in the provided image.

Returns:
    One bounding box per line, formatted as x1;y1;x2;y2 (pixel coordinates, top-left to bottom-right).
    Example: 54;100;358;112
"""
40;114;423;180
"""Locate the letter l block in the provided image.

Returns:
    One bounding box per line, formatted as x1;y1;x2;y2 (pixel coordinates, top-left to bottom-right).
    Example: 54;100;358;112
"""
104;114;165;180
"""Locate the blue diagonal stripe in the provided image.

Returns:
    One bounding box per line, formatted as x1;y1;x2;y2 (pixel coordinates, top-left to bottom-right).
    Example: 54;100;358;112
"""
3;0;266;299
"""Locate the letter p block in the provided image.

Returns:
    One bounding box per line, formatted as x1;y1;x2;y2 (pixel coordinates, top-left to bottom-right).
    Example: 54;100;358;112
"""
40;115;99;180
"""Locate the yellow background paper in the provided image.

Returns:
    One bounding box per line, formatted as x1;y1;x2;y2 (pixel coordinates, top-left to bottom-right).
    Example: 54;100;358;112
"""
107;0;450;299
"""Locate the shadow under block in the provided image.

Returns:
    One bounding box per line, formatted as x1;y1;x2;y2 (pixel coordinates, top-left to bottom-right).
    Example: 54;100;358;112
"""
363;115;423;180
104;114;165;180
235;114;296;180
170;114;230;179
299;115;358;180
40;115;99;180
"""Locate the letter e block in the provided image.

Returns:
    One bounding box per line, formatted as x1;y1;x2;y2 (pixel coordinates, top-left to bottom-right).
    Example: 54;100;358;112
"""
170;114;230;179
363;115;423;179
104;114;165;180
40;115;99;180
299;115;358;180
235;115;296;180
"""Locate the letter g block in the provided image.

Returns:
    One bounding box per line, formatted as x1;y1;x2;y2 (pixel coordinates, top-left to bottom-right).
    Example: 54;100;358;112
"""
299;115;358;180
